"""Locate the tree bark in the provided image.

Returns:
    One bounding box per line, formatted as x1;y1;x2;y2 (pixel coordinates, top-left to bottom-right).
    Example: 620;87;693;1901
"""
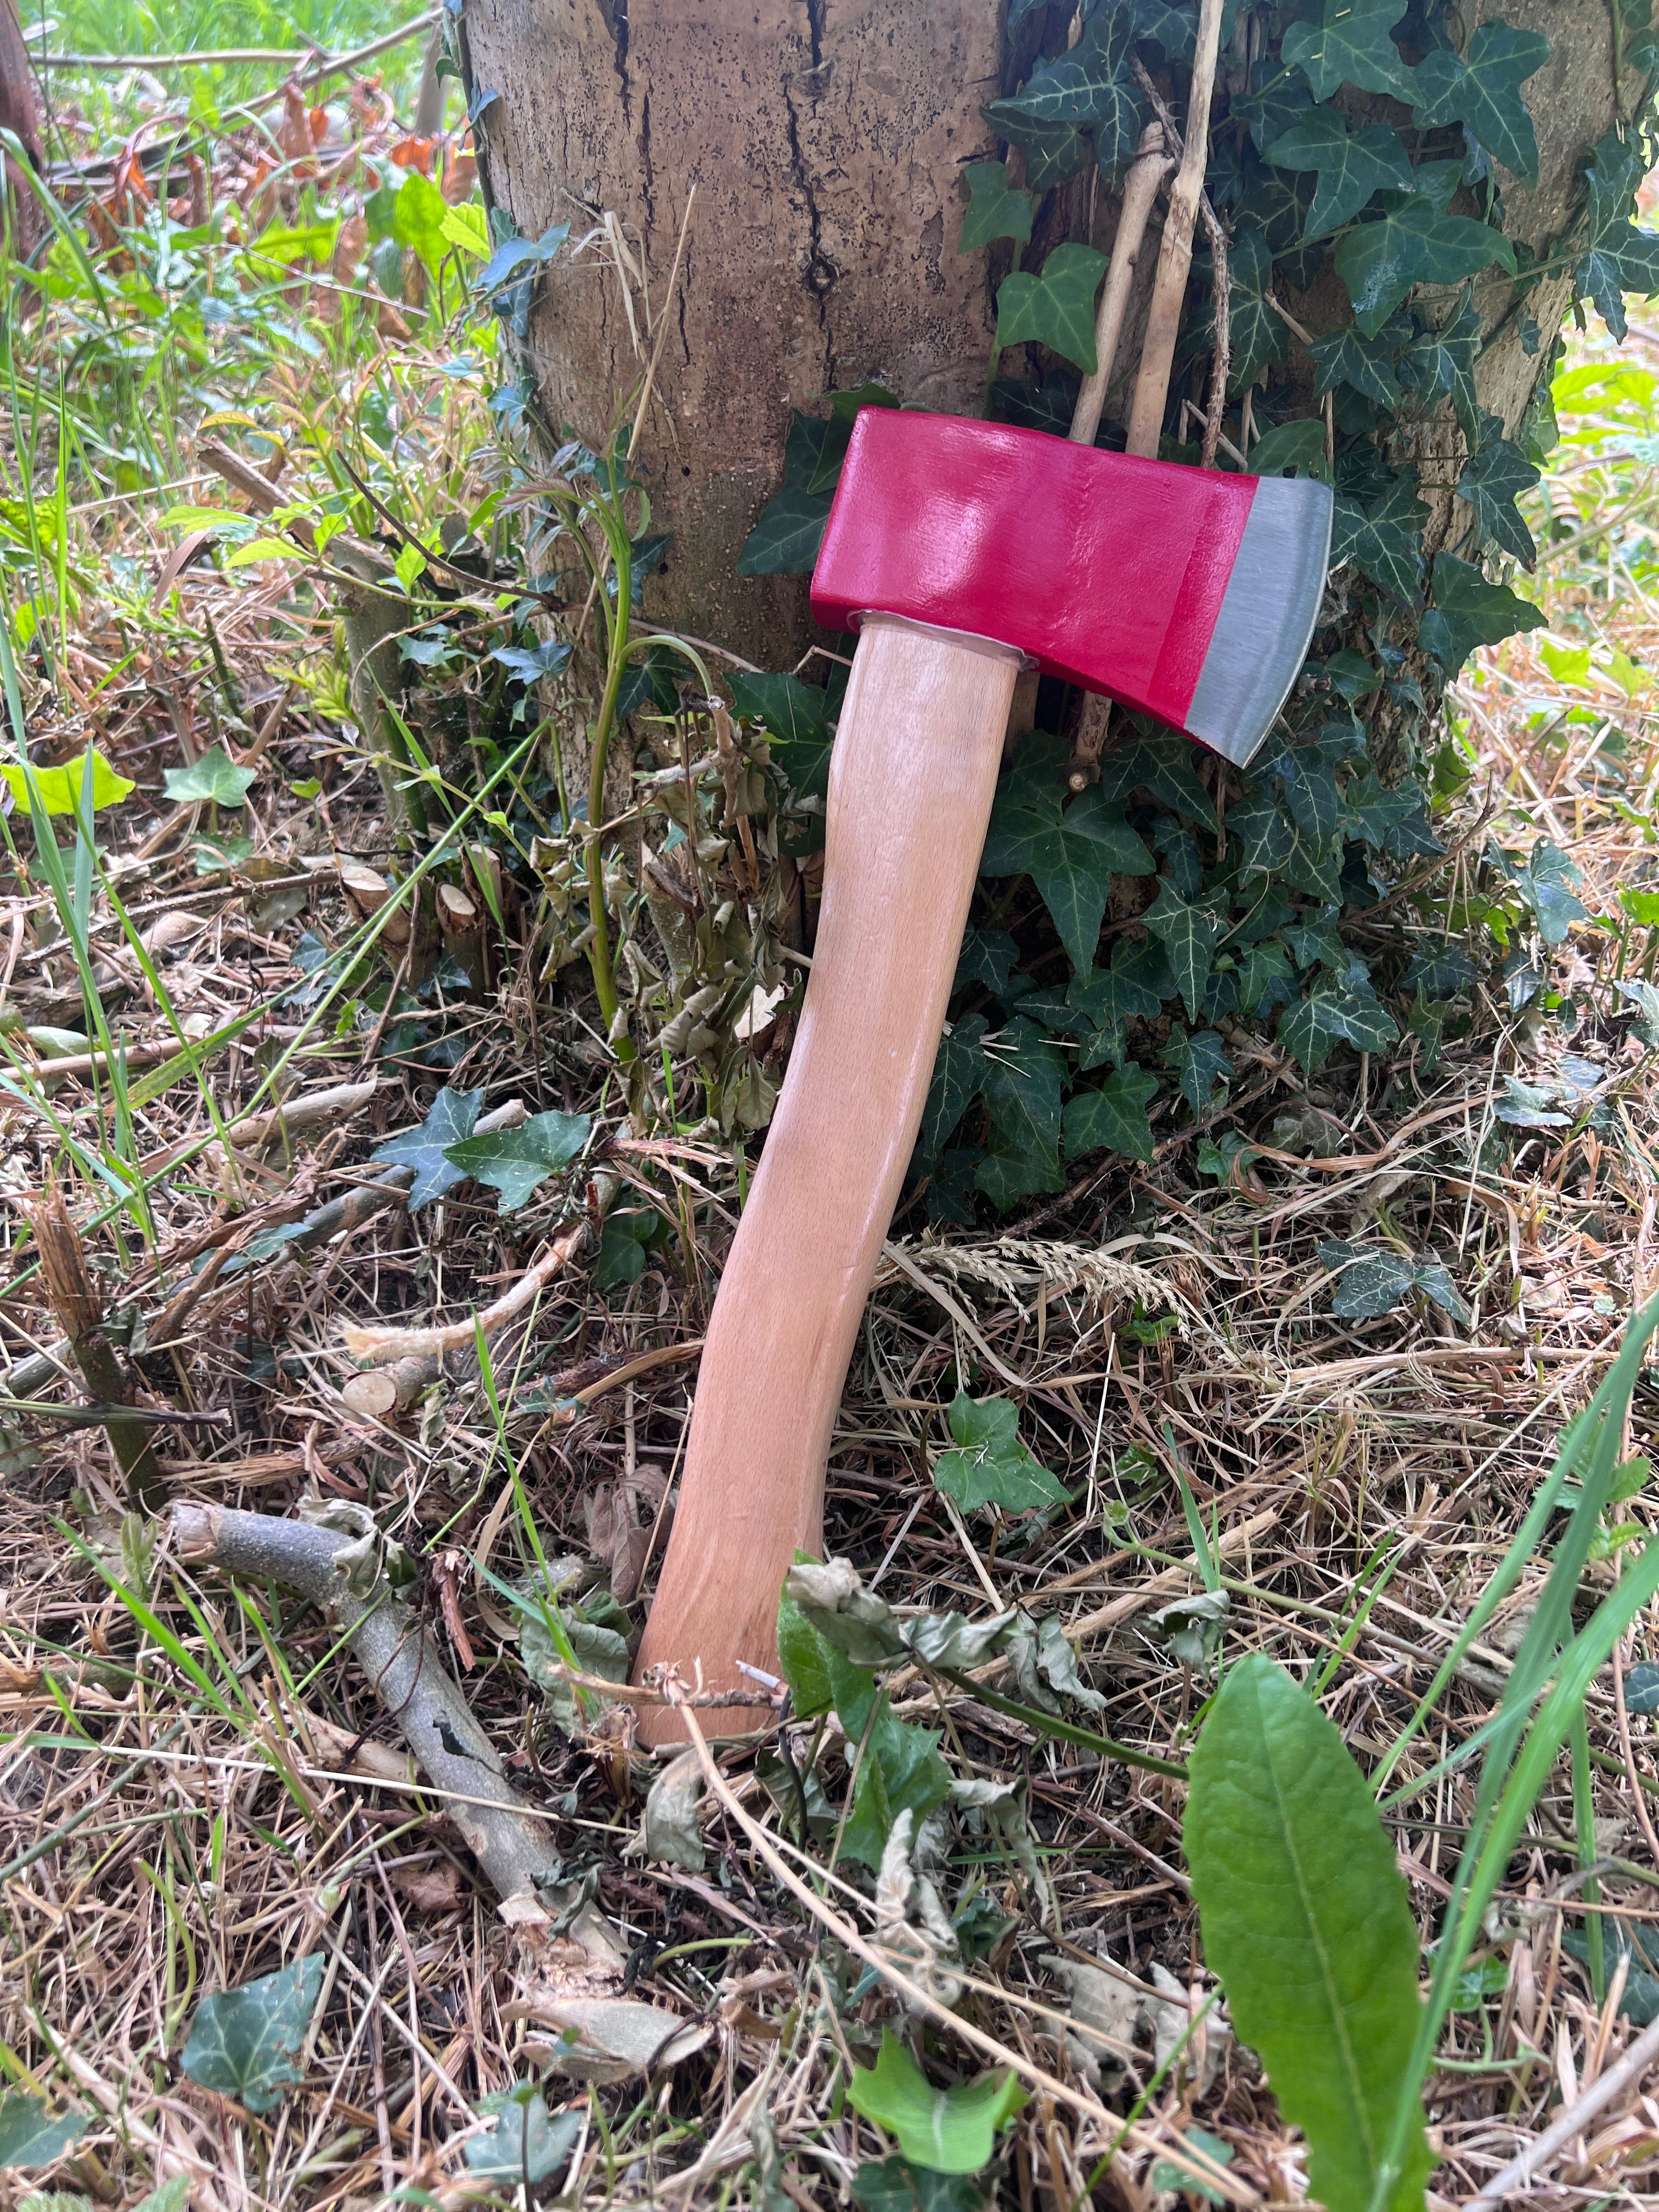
461;0;1006;670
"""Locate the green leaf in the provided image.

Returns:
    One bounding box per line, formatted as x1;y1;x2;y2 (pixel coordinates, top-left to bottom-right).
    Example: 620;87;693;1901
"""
595;1209;668;1288
729;670;833;800
1334;200;1515;338
1278;981;1400;1073
1164;1025;1233;1114
840;1686;954;1867
1193;224;1287;390
960;161;1034;252
1150;2127;1234;2206
996;242;1109;374
985;12;1143;171
371;1086;483;1211
1400;287;1482;444
1330;469;1425;602
1235;65;1313;154
1186;1656;1429;2212
1575;130;1659;340
1263;111;1415;244
1;747;133;818
1311;322;1404;409
1093;732;1217;825
735;483;833;575
162;744;259;809
180;1954;325;2115
923;1013;990;1154
1282;0;1415;100
847;2034;1025;2176
1317;1239;1419;1318
854;2157;985;2212
777;1581;839;1721
1246;418;1329;479
465;2089;584;2183
1411;19;1550;183
444;1109;591;1212
476;222;569;293
1419;551;1543;676
1458;431;1539;566
933;1393;1069;1515
0;2094;87;2170
1062;1060;1159;1163
1238;937;1296;1016
979;1017;1066;1182
982;738;1152;969
391;170;448;251
1142;883;1222;1023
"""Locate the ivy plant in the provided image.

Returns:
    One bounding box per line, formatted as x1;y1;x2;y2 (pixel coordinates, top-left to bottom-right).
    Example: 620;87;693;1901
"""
731;0;1657;1211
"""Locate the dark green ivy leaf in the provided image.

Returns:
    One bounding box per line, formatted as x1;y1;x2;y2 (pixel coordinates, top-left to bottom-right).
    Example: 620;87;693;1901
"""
1330;468;1426;603
1237;938;1296;1016
371;1085;483;1211
979;1018;1066;1181
1263;111;1416;244
1163;1025;1233;1114
445;1109;592;1211
955;928;1018;997
181;1955;325;2114
1192;224;1288;390
986;11;1144;172
923;1013;990;1153
0;2093;88;2170
1400;286;1482;443
1094;731;1217;825
1142;883;1224;1023
1310;323;1405;409
1459;430;1539;566
1282;0;1416;101
1334;199;1515;338
1062;1060;1159;1163
735;483;832;576
1318;1239;1420;1317
1246;418;1330;479
982;737;1153;969
1403;944;1477;995
959;160;1035;252
1278;980;1400;1072
1576;130;1659;341
1418;551;1544;675
934;1393;1069;1514
729;670;834;800
1411;19;1550;184
1234;65;1313;154
996;242;1110;374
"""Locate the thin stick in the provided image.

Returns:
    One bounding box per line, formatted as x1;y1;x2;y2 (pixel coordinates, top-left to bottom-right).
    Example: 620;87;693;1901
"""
1124;0;1226;460
339;1221;586;1364
1467;2007;1659;2208
1068;123;1170;448
627;189;697;465
32;9;438;74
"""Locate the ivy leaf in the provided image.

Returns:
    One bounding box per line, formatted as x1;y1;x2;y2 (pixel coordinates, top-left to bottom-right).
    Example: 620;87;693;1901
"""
1459;432;1539;566
1330;469;1426;603
1186;1656;1431;2212
371;1085;483;1211
1282;0;1416;101
1492;839;1587;945
0;2092;88;2169
922;1013;990;1153
1238;938;1296;1016
1063;1060;1159;1163
982;739;1152;969
1278;980;1400;1072
985;13;1143;171
464;2090;584;2184
1576;131;1659;341
1317;1240;1419;1318
854;2162;984;2212
992;117;1094;189
1418;551;1544;675
163;746;259;806
1234;65;1313;153
1403;945;1476;996
955;928;1018;997
1143;883;1223;1023
1260;740;1342;844
1246;419;1329;479
996;242;1110;374
1264;112;1415;244
959;160;1034;251
1411;19;1550;184
2;746;134;818
1163;1025;1233;1115
1310;323;1404;409
180;1954;325;2114
978;1018;1066;1184
1344;773;1442;856
831;1653;954;1867
1093;732;1217;825
735;483;832;575
849;2035;1025;2176
1335;200;1515;337
444;1108;591;1211
729;670;834;800
1399;286;1482;443
934;1393;1070;1515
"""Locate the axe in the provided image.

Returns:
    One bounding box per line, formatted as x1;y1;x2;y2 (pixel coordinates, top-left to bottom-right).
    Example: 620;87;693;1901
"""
633;408;1331;1742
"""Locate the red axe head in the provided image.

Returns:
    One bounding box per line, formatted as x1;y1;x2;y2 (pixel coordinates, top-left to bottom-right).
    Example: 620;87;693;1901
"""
810;409;1333;768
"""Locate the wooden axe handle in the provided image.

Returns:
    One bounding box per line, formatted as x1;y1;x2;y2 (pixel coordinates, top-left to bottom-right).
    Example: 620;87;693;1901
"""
634;614;1021;1744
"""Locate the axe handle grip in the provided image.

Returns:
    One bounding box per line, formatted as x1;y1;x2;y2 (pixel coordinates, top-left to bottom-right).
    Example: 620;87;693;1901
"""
633;615;1020;1743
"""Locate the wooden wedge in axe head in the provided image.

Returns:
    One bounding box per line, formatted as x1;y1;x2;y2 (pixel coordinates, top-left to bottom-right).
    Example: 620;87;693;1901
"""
633;408;1332;1743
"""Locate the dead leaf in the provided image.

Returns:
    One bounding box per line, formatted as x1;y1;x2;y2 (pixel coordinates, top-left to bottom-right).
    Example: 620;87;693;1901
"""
396;1863;462;1912
1041;1954;1139;2084
627;1747;704;1872
874;1808;962;2009
518;1995;712;2083
584;1465;668;1604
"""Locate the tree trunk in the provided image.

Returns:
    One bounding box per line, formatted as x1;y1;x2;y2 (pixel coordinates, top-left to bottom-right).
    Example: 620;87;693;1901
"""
460;0;1006;670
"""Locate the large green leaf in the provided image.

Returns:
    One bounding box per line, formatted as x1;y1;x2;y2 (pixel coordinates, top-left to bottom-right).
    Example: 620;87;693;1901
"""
922;1012;990;1153
1334;199;1515;338
933;1393;1069;1515
978;1017;1066;1188
995;242;1109;374
444;1108;591;1211
1187;1657;1429;2212
1190;224;1287;390
1459;432;1539;566
1263;111;1414;244
958;160;1035;252
1411;19;1550;183
1142;883;1222;1023
1062;1060;1158;1161
1163;1024;1233;1114
0;2092;87;2170
1330;469;1425;603
1400;287;1482;444
735;483;833;575
1278;980;1400;1072
728;670;833;800
981;739;1152;969
1281;0;1415;101
1311;322;1404;409
1576;130;1659;340
163;745;259;808
848;2035;1025;2176
1093;732;1216;825
465;2089;584;2183
2;747;134;817
180;1954;325;2114
371;1086;483;1211
1418;551;1543;675
985;12;1143;171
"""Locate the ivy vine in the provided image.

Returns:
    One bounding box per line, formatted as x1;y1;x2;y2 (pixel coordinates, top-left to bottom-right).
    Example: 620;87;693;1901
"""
730;0;1659;1215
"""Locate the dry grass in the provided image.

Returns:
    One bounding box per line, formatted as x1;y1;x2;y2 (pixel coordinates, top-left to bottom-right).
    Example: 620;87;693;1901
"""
4;105;1659;2212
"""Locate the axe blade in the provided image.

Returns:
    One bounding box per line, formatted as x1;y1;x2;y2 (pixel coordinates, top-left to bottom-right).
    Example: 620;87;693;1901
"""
810;409;1334;770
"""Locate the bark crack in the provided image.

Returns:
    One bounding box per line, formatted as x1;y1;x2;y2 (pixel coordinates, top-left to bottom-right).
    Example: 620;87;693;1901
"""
781;69;836;327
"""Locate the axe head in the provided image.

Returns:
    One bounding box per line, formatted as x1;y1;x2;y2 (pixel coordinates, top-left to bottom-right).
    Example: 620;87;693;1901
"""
810;409;1333;769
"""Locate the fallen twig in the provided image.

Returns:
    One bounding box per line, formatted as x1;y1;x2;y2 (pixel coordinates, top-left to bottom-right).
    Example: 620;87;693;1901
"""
339;1221;587;1365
